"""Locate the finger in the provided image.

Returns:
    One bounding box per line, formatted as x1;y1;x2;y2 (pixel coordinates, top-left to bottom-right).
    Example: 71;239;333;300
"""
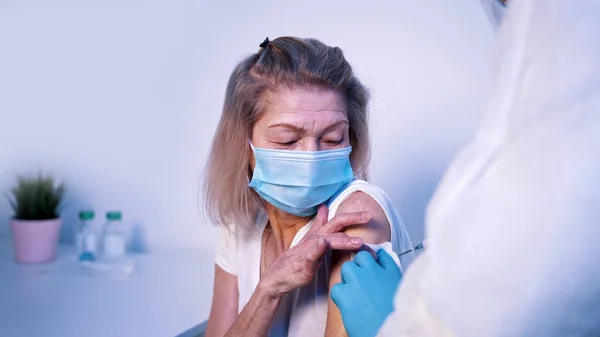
341;261;349;284
340;260;360;283
325;235;377;259
308;204;329;233
330;283;349;309
377;249;402;274
324;233;364;251
354;250;378;268
321;211;373;234
306;235;329;263
357;244;376;259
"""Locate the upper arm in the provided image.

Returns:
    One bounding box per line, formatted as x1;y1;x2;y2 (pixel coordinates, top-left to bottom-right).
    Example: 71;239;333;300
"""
205;265;239;337
206;227;239;337
325;191;392;337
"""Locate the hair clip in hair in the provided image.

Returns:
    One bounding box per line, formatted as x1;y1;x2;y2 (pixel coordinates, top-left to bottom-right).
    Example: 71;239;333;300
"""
259;37;270;48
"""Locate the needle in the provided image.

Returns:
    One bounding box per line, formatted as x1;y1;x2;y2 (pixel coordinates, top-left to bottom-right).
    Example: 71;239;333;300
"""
398;242;426;257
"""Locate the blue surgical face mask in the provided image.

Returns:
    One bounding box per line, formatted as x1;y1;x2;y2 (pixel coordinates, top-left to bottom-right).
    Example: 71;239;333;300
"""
249;144;355;217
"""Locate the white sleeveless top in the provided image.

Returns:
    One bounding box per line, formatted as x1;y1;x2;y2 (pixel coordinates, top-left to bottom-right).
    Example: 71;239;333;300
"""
215;180;414;336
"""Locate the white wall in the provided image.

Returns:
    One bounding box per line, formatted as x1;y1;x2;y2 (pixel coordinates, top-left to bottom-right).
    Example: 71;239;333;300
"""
0;0;494;255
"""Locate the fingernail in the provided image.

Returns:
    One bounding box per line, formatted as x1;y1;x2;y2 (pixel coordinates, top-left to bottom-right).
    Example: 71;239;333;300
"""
351;238;363;245
362;213;373;220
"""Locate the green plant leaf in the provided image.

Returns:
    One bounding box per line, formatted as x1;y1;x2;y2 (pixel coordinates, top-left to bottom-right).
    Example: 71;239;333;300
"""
6;193;17;215
9;173;65;220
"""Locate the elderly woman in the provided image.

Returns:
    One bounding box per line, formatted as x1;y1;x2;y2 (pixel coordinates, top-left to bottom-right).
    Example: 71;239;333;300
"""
203;36;414;337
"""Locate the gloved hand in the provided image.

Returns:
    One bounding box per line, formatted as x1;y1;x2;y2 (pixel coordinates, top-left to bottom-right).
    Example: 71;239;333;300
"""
331;249;402;337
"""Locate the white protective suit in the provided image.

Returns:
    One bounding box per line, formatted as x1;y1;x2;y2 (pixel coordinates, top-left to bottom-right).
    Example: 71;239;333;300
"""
379;0;600;336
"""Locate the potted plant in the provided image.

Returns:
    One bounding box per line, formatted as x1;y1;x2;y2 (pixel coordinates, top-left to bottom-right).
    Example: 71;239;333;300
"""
8;173;65;263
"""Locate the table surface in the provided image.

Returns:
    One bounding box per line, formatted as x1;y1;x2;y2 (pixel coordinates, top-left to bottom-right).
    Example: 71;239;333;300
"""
0;237;214;337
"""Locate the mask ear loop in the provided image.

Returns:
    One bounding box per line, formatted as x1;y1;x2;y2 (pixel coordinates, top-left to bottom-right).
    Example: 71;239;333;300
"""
247;139;255;184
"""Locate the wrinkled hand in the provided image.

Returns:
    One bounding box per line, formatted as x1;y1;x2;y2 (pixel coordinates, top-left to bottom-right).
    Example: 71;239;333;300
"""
260;204;373;297
331;250;402;337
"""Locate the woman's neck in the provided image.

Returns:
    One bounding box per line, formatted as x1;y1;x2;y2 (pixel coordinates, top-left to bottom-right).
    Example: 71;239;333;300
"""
264;204;313;252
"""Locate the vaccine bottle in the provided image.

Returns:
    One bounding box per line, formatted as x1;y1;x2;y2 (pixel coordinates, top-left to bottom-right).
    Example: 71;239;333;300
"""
77;210;97;261
102;211;126;260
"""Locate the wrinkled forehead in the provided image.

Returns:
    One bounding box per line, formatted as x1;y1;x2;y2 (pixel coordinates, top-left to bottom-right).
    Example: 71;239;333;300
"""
258;89;348;126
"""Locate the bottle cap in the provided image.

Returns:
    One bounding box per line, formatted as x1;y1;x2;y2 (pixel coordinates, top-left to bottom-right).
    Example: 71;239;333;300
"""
106;211;122;220
79;210;95;220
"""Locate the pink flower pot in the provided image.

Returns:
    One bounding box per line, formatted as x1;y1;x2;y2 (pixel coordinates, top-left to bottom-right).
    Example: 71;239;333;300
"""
10;218;62;263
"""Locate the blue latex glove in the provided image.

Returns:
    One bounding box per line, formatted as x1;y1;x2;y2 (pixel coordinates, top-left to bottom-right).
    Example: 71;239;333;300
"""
331;249;402;337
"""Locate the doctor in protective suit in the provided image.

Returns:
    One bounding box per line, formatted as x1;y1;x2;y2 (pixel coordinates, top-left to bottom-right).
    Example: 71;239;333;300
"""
331;0;600;336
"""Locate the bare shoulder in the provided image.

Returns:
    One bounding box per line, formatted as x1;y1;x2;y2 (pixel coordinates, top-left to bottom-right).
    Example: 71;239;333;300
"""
334;191;391;244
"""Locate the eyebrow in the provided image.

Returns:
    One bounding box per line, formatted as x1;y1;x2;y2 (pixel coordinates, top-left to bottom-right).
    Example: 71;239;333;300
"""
268;120;349;133
268;123;305;132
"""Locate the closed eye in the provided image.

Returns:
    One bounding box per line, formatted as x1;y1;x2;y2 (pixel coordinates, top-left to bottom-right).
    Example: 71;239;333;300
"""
324;139;342;145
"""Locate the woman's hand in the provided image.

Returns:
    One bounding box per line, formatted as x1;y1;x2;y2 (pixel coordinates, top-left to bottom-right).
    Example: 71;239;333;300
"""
259;204;374;298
